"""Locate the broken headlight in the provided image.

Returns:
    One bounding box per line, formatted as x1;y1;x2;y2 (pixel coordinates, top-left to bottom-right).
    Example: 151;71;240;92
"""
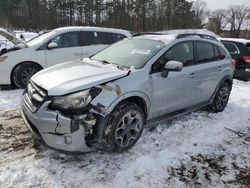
51;88;101;110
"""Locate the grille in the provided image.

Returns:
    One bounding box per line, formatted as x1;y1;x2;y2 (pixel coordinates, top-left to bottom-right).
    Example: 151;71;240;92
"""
23;81;48;112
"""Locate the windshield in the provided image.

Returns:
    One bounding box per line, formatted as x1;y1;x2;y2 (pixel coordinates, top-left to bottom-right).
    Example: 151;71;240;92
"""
27;31;56;46
91;38;165;69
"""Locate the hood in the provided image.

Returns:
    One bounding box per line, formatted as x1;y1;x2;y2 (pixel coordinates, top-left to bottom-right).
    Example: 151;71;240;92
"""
0;28;27;47
31;59;129;96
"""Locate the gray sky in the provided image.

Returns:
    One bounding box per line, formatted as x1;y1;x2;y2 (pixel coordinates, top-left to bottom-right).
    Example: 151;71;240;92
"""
199;0;250;10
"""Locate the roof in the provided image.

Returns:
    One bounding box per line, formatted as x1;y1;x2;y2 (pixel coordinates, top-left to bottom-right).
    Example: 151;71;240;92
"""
160;29;220;38
133;29;219;44
53;26;131;37
219;38;250;45
134;34;177;44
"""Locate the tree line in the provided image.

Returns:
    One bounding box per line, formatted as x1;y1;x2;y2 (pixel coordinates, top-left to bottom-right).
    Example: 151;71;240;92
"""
0;0;249;38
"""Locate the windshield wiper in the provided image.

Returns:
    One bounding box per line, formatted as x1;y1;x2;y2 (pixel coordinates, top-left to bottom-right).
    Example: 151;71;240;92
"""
100;60;111;65
92;58;125;70
110;62;126;70
90;58;110;65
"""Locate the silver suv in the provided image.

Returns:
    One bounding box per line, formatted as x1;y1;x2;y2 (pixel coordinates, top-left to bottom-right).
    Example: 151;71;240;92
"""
20;32;235;153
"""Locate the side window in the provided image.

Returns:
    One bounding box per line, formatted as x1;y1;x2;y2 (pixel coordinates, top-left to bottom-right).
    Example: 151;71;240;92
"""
151;42;193;73
50;32;79;48
95;32;112;45
165;42;194;66
82;31;113;45
82;31;95;46
81;31;127;46
222;42;239;54
196;42;215;63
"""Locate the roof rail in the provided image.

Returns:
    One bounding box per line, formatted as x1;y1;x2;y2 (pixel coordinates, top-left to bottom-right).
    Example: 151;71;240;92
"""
176;33;218;41
132;32;164;37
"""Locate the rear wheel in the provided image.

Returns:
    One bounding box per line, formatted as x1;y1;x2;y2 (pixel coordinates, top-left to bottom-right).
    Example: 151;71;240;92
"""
207;83;230;113
12;63;42;88
102;103;145;152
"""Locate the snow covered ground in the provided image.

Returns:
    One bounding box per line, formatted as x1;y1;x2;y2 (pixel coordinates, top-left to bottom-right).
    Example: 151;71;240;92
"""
0;89;23;111
0;80;249;187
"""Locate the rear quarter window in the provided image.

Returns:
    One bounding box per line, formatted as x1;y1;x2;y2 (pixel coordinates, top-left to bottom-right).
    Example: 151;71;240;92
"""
217;46;227;60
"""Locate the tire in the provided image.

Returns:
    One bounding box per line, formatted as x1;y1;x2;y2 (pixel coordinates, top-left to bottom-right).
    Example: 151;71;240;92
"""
207;83;230;113
102;103;145;152
12;63;42;88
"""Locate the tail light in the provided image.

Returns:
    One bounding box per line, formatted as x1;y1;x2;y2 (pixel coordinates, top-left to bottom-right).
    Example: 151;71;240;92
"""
231;59;237;66
243;56;250;63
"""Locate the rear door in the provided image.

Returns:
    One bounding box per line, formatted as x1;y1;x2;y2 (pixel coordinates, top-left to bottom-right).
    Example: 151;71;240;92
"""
192;41;226;103
45;31;82;66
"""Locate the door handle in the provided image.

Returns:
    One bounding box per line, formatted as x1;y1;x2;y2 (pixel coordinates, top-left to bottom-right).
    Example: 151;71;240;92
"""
189;73;195;78
218;66;222;71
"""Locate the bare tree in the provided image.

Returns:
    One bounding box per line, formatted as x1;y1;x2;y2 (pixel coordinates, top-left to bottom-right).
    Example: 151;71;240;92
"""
226;5;250;38
208;9;228;34
192;0;210;28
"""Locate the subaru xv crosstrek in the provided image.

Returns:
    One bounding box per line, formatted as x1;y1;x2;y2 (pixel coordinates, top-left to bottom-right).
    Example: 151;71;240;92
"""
20;32;235;153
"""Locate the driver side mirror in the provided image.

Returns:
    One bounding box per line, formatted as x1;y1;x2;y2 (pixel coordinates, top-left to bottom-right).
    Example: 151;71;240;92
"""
161;60;183;78
47;42;58;49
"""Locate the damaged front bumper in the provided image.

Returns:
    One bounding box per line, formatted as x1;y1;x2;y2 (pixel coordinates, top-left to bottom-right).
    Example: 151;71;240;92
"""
21;100;94;152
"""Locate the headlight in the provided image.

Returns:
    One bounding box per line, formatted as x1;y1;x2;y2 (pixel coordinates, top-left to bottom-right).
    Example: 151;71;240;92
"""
51;88;101;110
0;56;7;63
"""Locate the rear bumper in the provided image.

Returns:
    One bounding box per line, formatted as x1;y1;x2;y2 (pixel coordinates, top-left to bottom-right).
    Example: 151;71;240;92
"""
20;100;94;153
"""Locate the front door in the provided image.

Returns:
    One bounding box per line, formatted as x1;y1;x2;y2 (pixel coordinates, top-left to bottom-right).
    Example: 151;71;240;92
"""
149;41;196;117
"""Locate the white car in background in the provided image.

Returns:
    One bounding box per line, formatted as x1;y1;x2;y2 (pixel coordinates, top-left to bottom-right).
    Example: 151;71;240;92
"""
0;26;131;88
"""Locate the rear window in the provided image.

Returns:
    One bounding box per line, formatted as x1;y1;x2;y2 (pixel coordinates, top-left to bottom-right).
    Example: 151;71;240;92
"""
222;42;239;54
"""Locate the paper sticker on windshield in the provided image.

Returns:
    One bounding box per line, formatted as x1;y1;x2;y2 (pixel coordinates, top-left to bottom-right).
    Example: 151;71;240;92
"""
132;50;151;55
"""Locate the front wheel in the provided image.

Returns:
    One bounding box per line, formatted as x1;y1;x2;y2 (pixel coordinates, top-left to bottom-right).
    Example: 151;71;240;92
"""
102;103;145;152
12;63;42;88
207;83;230;113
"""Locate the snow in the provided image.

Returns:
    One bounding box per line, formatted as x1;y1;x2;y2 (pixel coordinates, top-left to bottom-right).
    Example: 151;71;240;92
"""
219;37;250;45
0;89;23;111
0;80;249;187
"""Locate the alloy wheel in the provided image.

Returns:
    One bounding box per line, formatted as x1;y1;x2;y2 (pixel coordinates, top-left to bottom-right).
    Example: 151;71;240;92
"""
115;110;143;147
216;87;229;110
21;68;38;85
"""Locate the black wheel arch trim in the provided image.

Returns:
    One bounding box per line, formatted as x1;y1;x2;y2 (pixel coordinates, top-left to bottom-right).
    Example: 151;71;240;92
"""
209;75;233;104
